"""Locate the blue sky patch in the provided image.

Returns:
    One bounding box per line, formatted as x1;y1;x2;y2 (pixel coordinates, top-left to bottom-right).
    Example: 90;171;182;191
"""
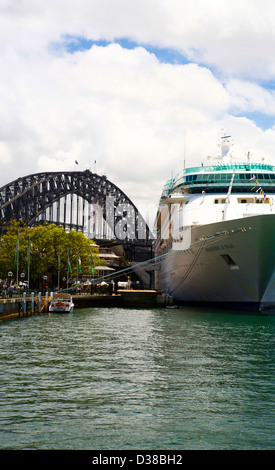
56;34;189;65
234;111;275;130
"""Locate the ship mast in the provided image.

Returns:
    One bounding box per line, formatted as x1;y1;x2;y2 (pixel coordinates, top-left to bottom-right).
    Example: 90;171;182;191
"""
219;130;233;163
222;169;236;221
219;130;235;221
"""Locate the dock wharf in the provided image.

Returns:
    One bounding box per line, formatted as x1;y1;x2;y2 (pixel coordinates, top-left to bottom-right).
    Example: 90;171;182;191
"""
0;290;174;321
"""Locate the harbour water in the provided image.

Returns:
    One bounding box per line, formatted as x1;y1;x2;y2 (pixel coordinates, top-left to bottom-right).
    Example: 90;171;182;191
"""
0;306;275;451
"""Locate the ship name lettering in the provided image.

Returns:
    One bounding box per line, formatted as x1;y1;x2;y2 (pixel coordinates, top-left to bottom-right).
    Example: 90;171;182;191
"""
205;243;235;252
205;246;220;252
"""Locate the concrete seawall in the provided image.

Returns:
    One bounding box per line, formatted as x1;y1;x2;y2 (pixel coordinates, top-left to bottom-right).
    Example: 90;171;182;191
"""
71;290;174;309
0;299;23;320
73;290;174;308
0;290;174;320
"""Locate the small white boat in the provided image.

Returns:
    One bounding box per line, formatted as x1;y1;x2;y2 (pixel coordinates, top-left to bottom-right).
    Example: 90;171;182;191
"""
49;293;74;313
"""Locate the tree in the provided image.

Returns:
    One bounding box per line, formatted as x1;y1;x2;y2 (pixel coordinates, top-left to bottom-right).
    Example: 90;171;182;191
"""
0;221;101;287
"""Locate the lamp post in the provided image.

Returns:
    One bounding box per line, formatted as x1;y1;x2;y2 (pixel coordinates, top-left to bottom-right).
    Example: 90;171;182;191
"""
20;272;25;290
43;275;48;294
7;271;13;297
8;271;13;286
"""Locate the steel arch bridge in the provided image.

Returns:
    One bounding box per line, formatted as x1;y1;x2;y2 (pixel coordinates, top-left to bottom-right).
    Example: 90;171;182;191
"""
0;170;153;261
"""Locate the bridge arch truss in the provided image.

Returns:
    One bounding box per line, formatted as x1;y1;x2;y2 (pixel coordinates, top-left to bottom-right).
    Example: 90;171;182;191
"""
0;170;153;261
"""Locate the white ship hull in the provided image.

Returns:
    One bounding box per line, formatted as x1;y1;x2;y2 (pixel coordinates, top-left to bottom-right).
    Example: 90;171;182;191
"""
155;214;275;312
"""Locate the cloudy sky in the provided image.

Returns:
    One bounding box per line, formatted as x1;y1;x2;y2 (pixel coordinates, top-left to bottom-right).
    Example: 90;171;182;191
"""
1;0;275;225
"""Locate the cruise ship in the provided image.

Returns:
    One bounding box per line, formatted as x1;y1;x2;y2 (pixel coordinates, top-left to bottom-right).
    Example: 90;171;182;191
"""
154;133;275;312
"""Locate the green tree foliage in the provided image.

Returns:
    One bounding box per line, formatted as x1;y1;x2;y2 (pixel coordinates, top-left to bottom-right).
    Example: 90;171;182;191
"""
0;221;101;287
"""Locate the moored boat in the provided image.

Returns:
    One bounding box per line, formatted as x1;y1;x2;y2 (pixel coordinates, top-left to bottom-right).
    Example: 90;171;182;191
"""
49;292;74;313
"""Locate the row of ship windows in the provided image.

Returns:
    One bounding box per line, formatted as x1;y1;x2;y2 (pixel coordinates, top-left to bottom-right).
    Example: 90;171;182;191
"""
185;173;275;182
189;187;275;194
214;197;269;204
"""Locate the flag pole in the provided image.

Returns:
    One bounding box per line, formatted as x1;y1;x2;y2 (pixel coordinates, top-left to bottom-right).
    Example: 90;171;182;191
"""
67;248;72;289
15;231;19;288
58;245;60;290
27;234;30;289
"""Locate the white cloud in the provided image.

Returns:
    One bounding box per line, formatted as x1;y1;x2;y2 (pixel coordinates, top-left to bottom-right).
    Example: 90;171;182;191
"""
2;0;275;79
1;1;275;224
226;79;275;115
0;142;12;164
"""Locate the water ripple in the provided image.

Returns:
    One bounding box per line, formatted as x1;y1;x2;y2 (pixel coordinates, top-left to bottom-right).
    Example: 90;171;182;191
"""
1;307;275;449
